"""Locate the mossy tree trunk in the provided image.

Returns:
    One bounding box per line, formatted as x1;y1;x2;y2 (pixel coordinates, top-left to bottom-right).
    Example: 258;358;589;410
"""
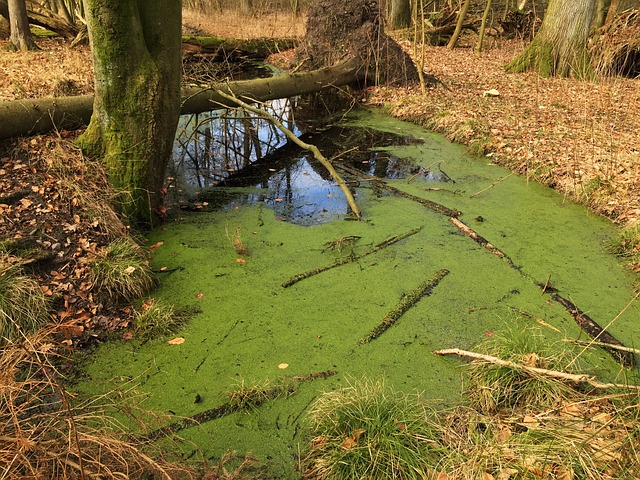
78;0;181;226
505;0;596;78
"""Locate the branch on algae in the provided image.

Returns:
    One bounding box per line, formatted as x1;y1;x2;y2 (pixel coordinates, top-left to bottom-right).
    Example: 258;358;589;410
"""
434;348;640;390
359;268;449;344
140;370;336;442
282;227;423;288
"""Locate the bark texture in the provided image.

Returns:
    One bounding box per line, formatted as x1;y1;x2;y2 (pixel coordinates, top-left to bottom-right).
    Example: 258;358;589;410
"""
7;0;37;50
77;0;182;226
505;0;597;78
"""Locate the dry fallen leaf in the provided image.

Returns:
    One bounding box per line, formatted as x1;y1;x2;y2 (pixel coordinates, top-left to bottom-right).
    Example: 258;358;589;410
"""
148;241;164;251
341;436;357;450
236;258;246;264
195;293;204;299
278;363;289;369
167;337;185;345
123;266;136;275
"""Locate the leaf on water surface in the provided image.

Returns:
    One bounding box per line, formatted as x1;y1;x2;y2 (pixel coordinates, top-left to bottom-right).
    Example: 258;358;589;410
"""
148;241;164;251
167;337;185;345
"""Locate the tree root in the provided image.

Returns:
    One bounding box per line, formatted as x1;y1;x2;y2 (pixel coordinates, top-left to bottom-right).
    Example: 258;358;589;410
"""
282;227;423;288
359;268;449;344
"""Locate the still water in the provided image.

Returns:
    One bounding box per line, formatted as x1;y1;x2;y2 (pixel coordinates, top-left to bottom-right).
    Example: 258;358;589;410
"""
78;107;639;477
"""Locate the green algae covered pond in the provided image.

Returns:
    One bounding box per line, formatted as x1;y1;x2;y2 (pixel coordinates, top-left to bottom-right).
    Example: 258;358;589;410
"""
77;108;640;477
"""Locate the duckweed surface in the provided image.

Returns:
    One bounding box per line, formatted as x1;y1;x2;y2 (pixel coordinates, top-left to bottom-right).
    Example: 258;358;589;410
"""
77;109;640;477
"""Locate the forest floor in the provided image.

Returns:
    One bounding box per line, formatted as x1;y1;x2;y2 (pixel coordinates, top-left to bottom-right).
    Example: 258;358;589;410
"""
0;13;639;343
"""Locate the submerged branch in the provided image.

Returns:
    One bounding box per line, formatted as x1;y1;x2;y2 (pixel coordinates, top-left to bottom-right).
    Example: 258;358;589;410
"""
213;89;361;218
335;163;461;217
434;348;640;390
359;269;450;344
140;370;336;442
282;227;423;288
551;294;635;367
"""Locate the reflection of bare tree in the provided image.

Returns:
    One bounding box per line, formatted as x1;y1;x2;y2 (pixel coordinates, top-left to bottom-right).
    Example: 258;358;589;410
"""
170;98;298;189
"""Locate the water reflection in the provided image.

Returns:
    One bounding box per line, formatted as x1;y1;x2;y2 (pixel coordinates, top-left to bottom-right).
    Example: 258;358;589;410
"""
169;101;426;225
170;98;298;190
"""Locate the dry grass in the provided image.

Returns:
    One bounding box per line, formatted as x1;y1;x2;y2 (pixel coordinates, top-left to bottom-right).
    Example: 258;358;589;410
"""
0;326;196;479
182;7;306;39
0;255;50;343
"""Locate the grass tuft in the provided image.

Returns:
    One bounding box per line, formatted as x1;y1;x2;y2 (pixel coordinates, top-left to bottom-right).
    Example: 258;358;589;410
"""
302;378;440;480
87;238;156;302
0;252;49;343
466;326;578;414
133;298;184;339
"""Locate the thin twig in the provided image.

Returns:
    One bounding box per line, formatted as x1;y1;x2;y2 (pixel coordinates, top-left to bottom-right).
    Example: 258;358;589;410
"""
563;338;640;355
470;172;515;198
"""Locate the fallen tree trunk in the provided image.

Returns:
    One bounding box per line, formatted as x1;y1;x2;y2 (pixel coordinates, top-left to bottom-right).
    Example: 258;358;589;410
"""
0;57;364;141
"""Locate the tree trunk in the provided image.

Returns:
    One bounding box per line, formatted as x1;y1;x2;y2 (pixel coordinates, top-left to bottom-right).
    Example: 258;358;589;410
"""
0;0;78;39
447;0;471;49
604;0;619;25
0;58;364;141
505;0;597;78
592;0;611;29
388;0;411;30
7;0;37;50
240;0;252;15
475;0;492;53
77;0;182;226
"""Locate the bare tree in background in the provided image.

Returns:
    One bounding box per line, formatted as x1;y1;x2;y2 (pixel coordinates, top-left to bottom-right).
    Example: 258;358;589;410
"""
388;0;411;29
7;0;37;50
